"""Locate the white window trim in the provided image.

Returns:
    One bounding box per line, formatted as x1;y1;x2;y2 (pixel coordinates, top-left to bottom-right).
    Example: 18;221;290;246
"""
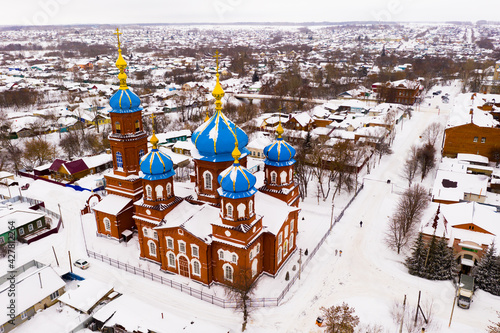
145;185;153;200
192;259;201;276
167;251;176;267
203;171;213;190
277;246;282;263
178;240;186;253
223;263;234;282
191;244;199;258
37;220;42;228
148;240;157;257
226;203;233;218
166;236;174;250
271;171;277;183
104;218;111;232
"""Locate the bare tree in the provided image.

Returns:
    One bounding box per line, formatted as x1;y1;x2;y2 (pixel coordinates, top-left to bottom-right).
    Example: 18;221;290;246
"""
401;145;419;187
417;143;436;180
329;140;356;200
23;137;57;168
488;312;500;333
320;302;360;333
59;130;82;160
421;122;443;146
375;141;393;164
386;184;429;254
225;268;257;332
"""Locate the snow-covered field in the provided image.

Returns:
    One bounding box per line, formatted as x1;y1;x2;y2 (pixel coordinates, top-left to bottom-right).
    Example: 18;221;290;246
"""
1;82;499;332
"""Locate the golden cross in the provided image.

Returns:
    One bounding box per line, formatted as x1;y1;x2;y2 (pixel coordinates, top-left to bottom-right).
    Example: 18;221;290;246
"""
114;28;122;50
213;50;221;74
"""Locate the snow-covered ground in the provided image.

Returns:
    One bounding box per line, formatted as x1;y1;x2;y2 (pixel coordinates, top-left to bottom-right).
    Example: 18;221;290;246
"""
1;83;499;332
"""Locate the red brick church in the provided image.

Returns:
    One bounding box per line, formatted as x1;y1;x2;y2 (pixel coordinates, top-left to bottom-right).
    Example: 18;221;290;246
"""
93;32;300;286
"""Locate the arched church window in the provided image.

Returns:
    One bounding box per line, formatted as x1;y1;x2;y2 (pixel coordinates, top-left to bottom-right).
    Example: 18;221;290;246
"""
116;152;123;168
204;171;213;190
148;241;156;257
155;185;163;200
226;203;233;218
280;171;287;184
146;185;152;200
166;183;172;197
224;265;233;282
249;200;254;215
271;171;277;184
237;203;246;219
103;218;111;231
289;169;293;181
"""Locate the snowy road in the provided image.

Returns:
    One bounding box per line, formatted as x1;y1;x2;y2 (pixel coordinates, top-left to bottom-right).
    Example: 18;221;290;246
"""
249;87;498;332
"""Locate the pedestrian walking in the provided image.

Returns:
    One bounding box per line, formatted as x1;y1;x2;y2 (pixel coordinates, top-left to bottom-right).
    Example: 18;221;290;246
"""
339;250;342;257
360;221;363;228
335;249;338;256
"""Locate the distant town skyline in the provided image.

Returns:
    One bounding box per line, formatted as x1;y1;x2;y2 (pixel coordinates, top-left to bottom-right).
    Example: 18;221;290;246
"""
2;0;497;27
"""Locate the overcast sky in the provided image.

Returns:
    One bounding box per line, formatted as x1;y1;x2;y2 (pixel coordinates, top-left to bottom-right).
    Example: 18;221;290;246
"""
3;0;497;26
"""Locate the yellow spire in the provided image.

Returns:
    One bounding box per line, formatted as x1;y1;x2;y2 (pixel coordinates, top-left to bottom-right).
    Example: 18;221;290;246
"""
204;110;210;122
212;50;225;113
231;123;240;163
232;144;241;164
150;113;159;149
114;28;128;90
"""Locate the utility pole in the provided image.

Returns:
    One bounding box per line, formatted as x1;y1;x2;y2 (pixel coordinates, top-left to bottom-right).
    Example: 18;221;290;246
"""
449;285;459;327
68;251;73;273
58;203;64;229
52;246;59;266
399;295;406;333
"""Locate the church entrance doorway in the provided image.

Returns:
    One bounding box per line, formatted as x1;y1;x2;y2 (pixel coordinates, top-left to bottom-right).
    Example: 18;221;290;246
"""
179;256;189;277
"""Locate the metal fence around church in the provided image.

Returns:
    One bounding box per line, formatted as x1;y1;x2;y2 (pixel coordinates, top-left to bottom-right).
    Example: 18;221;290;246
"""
86;184;364;308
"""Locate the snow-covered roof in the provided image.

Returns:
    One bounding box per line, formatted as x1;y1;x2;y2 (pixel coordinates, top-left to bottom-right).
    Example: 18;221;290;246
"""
92;194;132;216
154;201;218;242
255;191;300;234
93;294;227;332
447;93;500;128
432;169;489;202
0;265;65;324
456;153;489;165
0;209;46;234
81;153;112;169
58;278;113;313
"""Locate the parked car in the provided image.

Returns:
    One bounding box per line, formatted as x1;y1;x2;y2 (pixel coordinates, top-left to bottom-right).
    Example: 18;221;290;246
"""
433;90;442;95
74;259;90;270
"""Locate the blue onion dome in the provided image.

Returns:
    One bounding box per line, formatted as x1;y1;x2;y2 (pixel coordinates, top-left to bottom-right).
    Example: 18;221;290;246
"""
263;123;296;167
218;146;257;199
191;110;250;162
140;133;175;181
109;88;142;113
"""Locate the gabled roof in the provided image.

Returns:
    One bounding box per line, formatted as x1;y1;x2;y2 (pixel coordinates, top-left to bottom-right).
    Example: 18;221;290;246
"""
63;159;89;175
49;159;67;172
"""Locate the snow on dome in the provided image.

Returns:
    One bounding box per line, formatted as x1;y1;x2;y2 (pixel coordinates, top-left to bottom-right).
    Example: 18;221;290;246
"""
217;163;257;199
109;88;142;113
191;110;249;162
263;137;296;167
140;148;175;181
